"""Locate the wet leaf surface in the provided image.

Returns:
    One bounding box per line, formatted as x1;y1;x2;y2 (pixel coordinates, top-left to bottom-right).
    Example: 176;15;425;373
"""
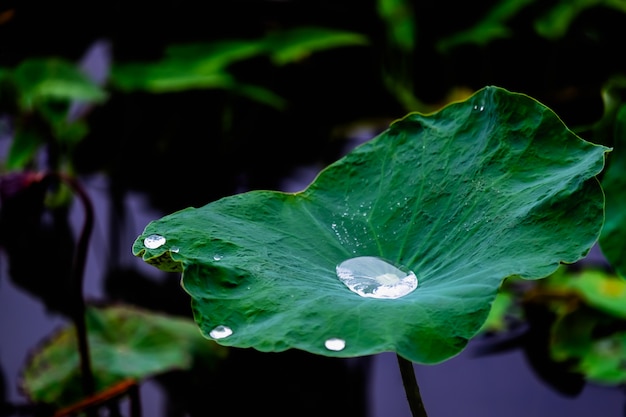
134;86;607;364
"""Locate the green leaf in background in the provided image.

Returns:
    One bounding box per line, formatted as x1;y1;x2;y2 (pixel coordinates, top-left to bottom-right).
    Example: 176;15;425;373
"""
133;86;607;364
13;58;107;109
480;287;516;333
377;0;416;52
111;27;366;108
551;305;626;384
547;268;626;318
111;39;262;93
535;0;626;40
5;125;43;170
437;0;536;53
264;27;368;65
21;304;227;408
599;105;626;278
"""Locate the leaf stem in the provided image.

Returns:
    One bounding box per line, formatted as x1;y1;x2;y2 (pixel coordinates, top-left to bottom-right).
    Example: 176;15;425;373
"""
396;354;428;417
49;172;96;397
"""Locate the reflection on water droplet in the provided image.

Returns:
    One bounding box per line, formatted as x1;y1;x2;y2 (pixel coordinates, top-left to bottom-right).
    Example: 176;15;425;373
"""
336;256;418;299
325;338;346;351
209;325;232;339
213;254;223;261
144;234;166;249
170;247;180;253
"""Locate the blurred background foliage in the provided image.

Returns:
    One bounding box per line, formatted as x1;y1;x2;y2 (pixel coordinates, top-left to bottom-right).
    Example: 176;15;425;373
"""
1;0;626;415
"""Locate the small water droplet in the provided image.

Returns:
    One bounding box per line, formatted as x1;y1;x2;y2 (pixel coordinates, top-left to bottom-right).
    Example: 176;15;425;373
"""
213;254;223;261
325;338;346;351
170;247;180;253
336;256;418;299
209;325;233;339
144;234;166;249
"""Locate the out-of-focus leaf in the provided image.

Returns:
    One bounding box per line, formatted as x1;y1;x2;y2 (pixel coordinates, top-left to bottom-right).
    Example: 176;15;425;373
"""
599;105;626;278
111;63;235;93
552;307;626;384
13;59;107;109
264;27;368;65
20;304;227;408
134;86;607;364
111;27;366;105
535;0;626;40
111;41;286;108
547;269;626;317
480;290;515;333
437;0;536;53
165;40;267;71
5;125;42;169
377;0;415;52
111;40;264;92
230;83;287;110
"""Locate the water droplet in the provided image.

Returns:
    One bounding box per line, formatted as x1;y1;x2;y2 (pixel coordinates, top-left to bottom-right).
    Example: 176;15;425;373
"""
144;234;166;249
336;256;418;299
209;325;233;339
170;247;180;253
325;338;346;351
213;254;223;261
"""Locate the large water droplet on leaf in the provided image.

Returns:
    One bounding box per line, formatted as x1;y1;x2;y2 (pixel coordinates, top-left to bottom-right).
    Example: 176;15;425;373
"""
324;338;346;351
144;234;166;249
209;325;233;339
336;256;417;299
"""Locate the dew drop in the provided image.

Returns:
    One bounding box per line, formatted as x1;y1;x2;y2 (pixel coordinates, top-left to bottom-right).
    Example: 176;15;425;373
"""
144;234;166;249
213;254;223;261
325;338;346;351
336;256;418;299
170;247;180;253
209;325;233;339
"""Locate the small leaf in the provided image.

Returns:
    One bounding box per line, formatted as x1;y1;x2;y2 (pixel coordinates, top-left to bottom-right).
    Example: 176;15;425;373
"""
480;289;515;333
535;0;626;40
20;304;227;408
134;86;608;364
547;269;626;318
14;58;107;109
110;40;265;92
437;0;536;52
377;0;416;52
551;307;626;384
264;27;368;65
5;125;43;169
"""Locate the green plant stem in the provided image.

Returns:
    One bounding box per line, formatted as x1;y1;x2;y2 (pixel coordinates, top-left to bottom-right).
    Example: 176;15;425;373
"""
52;173;96;397
396;354;428;417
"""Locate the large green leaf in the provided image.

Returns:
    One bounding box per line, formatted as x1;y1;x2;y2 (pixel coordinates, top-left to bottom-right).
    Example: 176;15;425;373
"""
133;86;607;364
21;304;227;408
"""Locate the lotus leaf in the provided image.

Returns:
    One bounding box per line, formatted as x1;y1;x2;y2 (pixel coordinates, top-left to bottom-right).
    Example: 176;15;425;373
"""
133;86;608;364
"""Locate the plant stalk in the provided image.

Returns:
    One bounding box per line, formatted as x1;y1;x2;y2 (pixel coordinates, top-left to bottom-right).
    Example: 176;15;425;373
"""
396;354;428;417
53;173;96;397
